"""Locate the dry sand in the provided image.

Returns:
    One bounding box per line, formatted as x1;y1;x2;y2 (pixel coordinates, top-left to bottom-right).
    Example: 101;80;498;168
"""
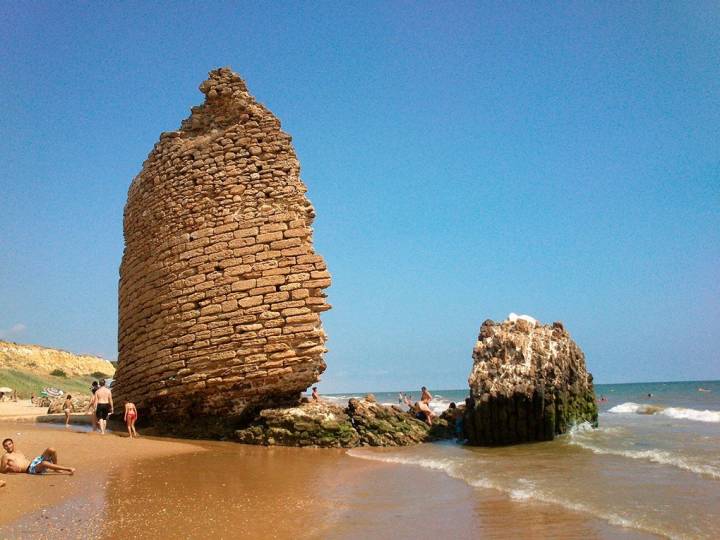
0;407;657;539
0;399;50;420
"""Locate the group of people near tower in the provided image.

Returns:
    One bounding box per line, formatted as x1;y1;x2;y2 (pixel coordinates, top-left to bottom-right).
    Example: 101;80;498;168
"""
82;379;139;438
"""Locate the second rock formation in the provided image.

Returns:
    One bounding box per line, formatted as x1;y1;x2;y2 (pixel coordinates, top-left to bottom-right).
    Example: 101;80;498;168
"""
464;316;598;445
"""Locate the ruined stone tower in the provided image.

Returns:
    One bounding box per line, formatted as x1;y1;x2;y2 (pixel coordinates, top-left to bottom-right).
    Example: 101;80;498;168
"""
114;68;331;431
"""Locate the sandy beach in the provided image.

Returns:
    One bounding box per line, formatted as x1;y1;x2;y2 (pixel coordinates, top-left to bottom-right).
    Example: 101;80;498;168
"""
0;401;658;540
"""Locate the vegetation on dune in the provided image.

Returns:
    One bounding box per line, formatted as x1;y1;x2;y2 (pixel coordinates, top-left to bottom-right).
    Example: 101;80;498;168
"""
0;369;95;398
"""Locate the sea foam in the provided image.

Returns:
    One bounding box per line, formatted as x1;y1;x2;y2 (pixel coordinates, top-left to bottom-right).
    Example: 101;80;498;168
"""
662;407;720;423
608;402;720;423
569;439;720;480
607;402;663;415
347;448;675;539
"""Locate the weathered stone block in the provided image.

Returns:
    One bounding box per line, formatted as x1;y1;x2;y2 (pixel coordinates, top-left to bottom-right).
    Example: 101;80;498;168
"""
464;316;598;446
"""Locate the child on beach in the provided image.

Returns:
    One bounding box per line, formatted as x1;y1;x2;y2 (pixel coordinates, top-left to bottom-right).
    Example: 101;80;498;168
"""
124;402;138;438
63;395;73;427
311;387;319;401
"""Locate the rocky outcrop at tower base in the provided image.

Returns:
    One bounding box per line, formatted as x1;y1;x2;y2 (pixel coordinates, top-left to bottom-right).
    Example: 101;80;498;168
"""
464;317;597;445
113;68;331;432
235;398;454;448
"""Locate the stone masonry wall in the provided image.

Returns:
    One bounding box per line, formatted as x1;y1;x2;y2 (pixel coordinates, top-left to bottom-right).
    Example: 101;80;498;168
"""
114;68;331;430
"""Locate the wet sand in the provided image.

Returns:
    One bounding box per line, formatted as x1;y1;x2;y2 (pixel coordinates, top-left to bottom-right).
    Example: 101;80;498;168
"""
0;422;657;539
0;421;198;526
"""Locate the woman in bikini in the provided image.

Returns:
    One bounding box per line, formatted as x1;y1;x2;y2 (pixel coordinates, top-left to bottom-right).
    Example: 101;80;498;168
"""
124;402;139;438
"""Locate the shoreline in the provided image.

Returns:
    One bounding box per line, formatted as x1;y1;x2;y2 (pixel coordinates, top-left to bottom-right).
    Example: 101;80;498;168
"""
0;419;659;539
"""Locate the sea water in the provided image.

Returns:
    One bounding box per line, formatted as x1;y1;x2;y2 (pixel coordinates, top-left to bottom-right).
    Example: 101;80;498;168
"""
332;380;720;539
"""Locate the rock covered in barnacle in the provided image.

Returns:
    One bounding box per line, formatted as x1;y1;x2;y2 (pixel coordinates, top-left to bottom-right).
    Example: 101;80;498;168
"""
464;316;598;445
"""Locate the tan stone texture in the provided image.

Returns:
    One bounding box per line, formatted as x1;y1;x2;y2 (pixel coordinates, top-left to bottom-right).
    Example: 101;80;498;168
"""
114;68;331;425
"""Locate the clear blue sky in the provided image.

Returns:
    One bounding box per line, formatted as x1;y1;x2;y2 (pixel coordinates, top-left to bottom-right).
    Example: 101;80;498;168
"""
1;2;718;392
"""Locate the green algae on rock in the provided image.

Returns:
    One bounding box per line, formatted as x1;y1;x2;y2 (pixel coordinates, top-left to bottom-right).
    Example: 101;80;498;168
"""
464;316;598;445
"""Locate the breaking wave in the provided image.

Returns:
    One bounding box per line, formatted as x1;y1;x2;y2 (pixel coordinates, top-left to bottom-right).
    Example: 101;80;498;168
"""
569;439;720;480
607;402;664;415
663;407;720;423
608;402;720;423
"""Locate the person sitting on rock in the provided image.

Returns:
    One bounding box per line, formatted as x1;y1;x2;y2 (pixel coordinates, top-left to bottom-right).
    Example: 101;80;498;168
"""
410;387;434;424
415;400;435;425
0;439;75;475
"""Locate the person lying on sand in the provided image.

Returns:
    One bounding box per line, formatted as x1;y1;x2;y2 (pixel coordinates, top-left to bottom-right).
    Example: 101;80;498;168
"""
0;438;75;475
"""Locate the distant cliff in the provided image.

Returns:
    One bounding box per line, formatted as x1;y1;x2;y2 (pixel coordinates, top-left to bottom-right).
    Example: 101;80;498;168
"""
0;340;115;377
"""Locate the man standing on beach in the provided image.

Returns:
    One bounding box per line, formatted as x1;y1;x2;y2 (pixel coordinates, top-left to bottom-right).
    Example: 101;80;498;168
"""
1;439;75;475
94;379;113;435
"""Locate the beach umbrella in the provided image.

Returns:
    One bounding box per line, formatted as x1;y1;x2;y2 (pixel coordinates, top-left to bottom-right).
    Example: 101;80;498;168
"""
43;387;64;398
0;387;13;393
